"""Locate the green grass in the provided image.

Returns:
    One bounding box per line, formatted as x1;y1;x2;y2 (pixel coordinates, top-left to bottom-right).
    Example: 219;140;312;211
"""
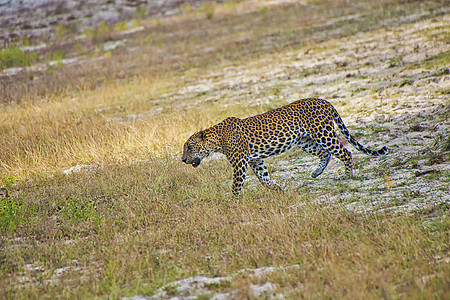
115;21;128;32
442;135;450;152
134;5;148;19
0;195;25;233
0;46;38;70
51;49;65;61
54;24;67;40
421;50;450;69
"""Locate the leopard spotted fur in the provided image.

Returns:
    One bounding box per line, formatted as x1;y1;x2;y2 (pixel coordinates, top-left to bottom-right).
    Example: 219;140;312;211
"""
182;98;388;197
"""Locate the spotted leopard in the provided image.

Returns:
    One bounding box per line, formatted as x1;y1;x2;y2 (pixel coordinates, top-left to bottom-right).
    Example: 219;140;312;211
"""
182;98;388;197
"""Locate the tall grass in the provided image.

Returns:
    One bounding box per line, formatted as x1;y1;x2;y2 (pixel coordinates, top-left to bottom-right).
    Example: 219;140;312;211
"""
0;70;265;177
1;159;448;298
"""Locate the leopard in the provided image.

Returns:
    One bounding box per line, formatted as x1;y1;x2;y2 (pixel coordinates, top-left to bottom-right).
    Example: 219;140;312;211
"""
182;98;388;197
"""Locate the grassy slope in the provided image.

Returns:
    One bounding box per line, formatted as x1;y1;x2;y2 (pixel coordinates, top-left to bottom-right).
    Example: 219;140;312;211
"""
0;0;449;299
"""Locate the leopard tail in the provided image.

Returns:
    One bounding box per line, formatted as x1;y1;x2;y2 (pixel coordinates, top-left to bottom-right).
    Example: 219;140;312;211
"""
331;105;388;156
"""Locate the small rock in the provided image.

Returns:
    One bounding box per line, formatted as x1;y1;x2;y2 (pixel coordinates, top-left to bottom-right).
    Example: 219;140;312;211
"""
102;40;125;52
54;267;71;277
249;282;277;297
63;165;95;175
123;296;148;300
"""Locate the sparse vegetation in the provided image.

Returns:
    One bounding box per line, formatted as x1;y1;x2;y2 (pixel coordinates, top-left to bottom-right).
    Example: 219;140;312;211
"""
51;49;65;61
54;24;67;40
0;0;448;299
134;5;148;19
97;20;112;38
421;50;450;69
115;21;128;32
201;1;217;19
0;195;24;233
0;46;38;70
442;135;450;152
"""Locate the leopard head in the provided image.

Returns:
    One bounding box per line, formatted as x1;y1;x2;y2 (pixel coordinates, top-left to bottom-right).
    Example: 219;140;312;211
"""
181;130;219;168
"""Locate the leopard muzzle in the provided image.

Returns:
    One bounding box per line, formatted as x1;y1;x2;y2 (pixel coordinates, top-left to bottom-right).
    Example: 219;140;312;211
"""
191;157;201;168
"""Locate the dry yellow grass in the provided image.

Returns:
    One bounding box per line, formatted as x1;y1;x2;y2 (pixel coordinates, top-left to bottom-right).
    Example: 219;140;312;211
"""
1;75;178;175
0;66;271;176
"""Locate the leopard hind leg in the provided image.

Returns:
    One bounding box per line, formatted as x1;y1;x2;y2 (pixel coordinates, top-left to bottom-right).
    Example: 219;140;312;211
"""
312;130;353;178
297;135;331;178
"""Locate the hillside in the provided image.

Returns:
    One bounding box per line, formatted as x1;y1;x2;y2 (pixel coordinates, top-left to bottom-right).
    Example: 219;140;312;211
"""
0;0;449;299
